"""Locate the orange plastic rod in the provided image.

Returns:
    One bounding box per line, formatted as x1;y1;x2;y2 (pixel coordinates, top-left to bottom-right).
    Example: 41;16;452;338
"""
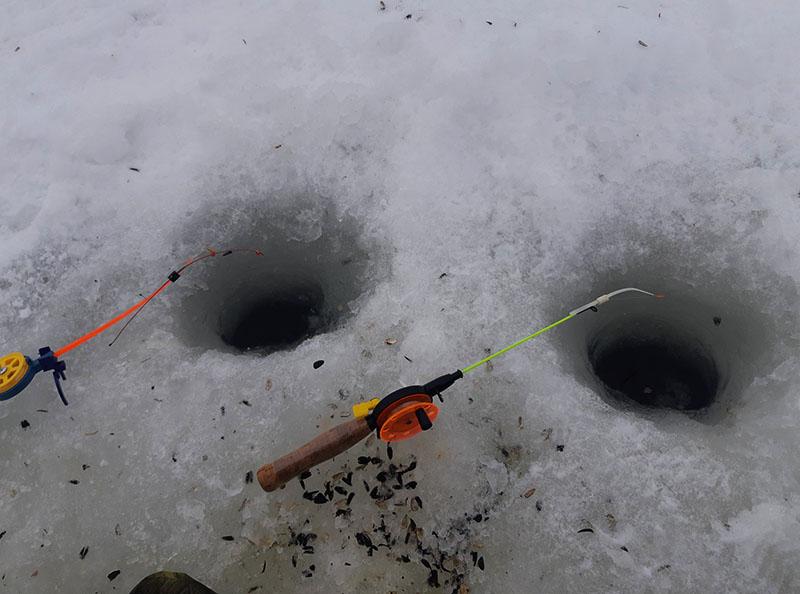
55;280;171;358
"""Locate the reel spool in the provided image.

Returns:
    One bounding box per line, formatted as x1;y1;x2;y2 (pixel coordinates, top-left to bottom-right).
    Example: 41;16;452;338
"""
0;347;68;404
354;370;463;442
0;353;32;400
368;386;440;442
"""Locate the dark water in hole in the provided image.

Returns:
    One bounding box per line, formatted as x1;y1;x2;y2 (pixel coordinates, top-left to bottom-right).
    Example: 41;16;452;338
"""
590;337;718;410
223;293;322;351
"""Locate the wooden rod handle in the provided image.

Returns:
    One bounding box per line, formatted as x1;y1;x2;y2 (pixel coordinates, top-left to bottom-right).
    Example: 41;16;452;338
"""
257;417;372;492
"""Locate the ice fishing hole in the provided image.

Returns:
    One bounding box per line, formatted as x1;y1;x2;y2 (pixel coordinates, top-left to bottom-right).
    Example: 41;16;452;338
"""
588;321;719;410
551;275;792;420
548;192;799;419
175;198;382;355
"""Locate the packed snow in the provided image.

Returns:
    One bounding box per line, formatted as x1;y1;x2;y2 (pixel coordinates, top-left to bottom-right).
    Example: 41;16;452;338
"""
2;1;800;592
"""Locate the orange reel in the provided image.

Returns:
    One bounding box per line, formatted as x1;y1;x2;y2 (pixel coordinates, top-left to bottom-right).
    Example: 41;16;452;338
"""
362;370;462;442
378;396;439;441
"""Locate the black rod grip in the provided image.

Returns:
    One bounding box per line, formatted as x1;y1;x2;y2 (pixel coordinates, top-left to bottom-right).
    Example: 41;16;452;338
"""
422;370;463;396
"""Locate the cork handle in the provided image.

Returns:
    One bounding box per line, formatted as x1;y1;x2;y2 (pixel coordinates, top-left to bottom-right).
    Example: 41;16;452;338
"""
257;418;372;492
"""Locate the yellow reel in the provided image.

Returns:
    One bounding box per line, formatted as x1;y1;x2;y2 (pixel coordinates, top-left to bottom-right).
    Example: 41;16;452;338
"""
0;353;30;395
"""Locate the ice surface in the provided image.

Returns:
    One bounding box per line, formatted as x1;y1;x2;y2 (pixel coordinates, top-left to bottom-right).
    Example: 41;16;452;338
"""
2;1;800;592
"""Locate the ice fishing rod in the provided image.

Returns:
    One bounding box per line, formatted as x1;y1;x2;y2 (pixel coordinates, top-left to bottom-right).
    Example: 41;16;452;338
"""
0;248;262;405
257;288;663;492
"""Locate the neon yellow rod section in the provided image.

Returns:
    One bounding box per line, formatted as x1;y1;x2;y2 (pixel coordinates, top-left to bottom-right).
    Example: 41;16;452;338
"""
461;314;575;374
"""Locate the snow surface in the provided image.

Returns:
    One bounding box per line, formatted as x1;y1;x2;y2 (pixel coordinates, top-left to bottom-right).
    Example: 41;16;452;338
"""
2;0;800;592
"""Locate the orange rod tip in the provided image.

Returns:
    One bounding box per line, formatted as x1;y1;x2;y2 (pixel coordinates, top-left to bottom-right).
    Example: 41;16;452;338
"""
654;293;666;299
